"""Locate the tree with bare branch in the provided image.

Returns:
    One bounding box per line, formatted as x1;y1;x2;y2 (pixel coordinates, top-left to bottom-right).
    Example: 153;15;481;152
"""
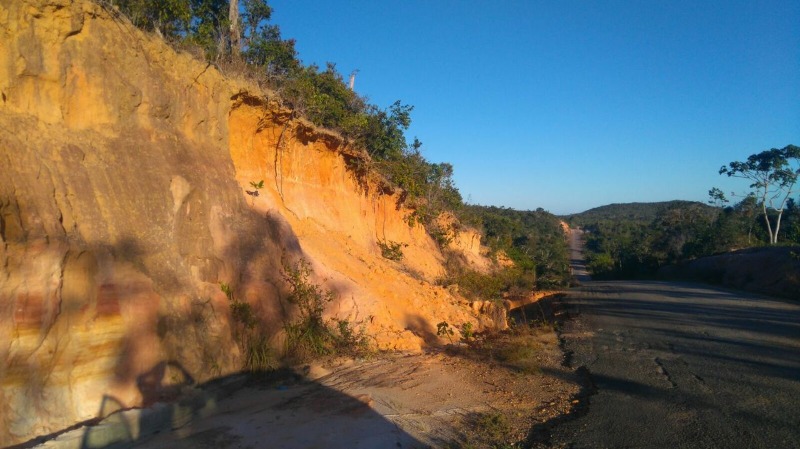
718;144;800;244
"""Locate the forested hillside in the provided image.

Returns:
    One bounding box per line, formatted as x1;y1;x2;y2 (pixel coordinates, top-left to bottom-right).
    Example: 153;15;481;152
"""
567;201;714;226
447;206;571;295
568;199;800;279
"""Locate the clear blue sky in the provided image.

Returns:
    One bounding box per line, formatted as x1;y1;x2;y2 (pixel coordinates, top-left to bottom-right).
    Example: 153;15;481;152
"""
268;0;799;215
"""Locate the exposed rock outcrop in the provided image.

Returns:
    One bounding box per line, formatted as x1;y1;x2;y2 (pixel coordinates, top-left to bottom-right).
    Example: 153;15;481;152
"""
0;1;488;445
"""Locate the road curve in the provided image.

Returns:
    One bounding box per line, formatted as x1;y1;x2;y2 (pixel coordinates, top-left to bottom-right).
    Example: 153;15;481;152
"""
552;230;800;448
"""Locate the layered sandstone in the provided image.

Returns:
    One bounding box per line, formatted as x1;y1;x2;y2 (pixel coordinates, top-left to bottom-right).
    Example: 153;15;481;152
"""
0;1;490;445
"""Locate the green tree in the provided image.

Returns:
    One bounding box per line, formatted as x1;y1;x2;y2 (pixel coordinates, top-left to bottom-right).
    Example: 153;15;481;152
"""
113;0;192;39
783;198;800;244
707;187;729;207
187;0;230;60
358;100;413;162
719;144;800;244
241;0;299;76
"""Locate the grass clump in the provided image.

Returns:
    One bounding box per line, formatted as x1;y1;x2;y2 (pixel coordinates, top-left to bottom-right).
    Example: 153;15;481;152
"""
458;323;555;375
221;282;276;372
453;412;519;449
282;258;371;360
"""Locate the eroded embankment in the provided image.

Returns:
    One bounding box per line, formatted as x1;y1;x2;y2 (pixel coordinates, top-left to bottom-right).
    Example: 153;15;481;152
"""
659;246;800;300
0;0;492;445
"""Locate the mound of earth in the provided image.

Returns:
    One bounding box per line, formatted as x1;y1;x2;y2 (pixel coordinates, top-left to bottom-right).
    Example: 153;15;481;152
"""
659;246;800;300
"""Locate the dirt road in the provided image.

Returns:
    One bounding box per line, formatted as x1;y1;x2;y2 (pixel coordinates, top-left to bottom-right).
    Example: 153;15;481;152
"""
118;334;578;449
568;228;590;283
548;230;800;448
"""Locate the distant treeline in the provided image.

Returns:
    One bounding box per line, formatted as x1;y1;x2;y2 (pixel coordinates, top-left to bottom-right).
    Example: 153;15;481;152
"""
567;199;800;279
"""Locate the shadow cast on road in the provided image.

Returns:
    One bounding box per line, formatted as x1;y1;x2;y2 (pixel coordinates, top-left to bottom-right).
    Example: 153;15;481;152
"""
17;366;430;449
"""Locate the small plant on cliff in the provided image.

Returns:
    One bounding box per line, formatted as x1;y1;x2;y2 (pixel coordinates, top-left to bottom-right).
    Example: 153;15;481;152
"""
436;321;455;344
246;179;264;204
377;239;407;261
220;282;275;371
282;258;333;358
330;317;372;356
460;322;474;342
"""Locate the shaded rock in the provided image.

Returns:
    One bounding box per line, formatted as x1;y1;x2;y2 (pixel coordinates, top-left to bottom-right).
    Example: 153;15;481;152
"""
0;0;489;445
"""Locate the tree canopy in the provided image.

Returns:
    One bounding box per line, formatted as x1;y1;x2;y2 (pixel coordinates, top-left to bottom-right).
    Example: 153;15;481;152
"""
718;144;800;244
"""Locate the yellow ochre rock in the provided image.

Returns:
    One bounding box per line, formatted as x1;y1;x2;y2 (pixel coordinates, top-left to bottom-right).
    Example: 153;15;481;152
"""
0;0;491;445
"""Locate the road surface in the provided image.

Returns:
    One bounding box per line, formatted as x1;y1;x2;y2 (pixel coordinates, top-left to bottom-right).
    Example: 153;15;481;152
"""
551;230;800;448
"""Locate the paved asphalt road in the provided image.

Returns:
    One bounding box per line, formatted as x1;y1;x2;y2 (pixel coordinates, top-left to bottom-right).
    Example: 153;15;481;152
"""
551;231;800;448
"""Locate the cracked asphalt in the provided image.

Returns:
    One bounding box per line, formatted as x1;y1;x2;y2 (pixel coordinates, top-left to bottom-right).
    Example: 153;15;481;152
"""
550;230;800;448
550;279;800;449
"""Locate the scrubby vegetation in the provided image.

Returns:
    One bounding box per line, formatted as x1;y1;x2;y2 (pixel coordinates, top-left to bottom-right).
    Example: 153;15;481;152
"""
569;145;799;279
377;239;407;261
282;258;370;360
435;206;570;305
569;197;800;279
221;281;276;371
221;258;371;368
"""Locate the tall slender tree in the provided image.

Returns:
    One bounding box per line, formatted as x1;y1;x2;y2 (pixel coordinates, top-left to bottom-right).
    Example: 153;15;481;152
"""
719;144;800;244
229;0;241;56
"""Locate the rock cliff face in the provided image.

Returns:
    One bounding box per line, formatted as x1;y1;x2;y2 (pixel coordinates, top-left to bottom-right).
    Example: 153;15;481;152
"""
0;1;489;445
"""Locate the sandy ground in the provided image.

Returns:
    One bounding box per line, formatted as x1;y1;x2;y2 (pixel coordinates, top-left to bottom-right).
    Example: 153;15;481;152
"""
129;326;581;449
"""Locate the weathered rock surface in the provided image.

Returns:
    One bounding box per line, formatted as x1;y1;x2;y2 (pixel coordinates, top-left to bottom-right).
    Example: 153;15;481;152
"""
0;0;492;445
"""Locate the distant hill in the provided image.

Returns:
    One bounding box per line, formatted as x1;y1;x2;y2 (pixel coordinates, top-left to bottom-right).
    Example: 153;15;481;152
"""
564;200;715;225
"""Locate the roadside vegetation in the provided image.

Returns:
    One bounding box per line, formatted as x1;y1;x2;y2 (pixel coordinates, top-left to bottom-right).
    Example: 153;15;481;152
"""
447;304;565;449
223;258;371;368
568;145;800;279
439;206;570;303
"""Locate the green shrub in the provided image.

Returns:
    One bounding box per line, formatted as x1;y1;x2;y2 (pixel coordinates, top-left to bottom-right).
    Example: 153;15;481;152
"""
377;239;407;261
330;318;371;356
282;258;371;360
220;282;276;371
460;322;474;342
436;321;455;344
282;258;334;359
